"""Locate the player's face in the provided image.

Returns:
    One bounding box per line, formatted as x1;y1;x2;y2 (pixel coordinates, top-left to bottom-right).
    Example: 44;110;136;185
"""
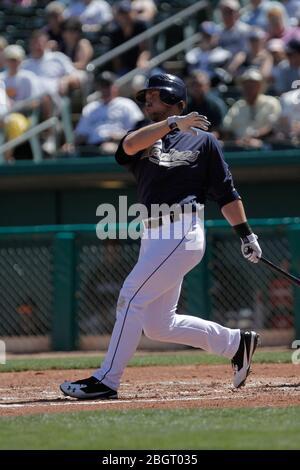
144;90;174;121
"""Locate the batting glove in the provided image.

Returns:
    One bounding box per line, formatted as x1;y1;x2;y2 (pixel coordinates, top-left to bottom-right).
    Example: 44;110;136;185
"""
168;112;210;135
241;233;262;263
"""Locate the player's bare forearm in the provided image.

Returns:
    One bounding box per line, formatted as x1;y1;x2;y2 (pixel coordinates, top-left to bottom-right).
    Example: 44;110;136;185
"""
123;120;170;155
221;199;247;226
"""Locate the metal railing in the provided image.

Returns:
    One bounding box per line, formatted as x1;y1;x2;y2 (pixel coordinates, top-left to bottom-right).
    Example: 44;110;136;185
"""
87;1;208;72
116;32;201;88
0;218;299;351
0;94;74;164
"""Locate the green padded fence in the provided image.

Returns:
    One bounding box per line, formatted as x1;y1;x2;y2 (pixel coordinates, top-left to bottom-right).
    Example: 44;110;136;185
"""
0;218;299;351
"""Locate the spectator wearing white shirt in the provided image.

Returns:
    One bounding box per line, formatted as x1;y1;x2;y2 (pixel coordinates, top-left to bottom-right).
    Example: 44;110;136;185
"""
75;71;144;154
2;45;41;102
0;79;9;117
222;68;281;149
275;86;300;143
64;0;113;32
22;30;82;98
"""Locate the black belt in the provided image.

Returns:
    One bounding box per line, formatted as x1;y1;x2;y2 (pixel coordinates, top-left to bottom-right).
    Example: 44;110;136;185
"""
143;204;198;230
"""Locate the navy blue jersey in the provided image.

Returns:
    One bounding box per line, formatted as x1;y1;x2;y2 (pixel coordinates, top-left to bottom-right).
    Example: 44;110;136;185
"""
115;128;240;210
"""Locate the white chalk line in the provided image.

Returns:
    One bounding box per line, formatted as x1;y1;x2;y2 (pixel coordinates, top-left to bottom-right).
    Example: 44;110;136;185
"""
0;394;236;409
1;380;297;409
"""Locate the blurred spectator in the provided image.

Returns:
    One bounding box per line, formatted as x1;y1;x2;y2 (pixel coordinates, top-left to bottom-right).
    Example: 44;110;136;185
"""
186;71;227;135
110;0;151;76
222;68;281;149
1;46;42;162
21;30;82;156
218;0;251;56
22;30;82;98
61;18;93;70
185;21;227;78
3;112;31;155
0;79;9;116
131;0;157;24
241;0;289;30
64;0;113;32
2;45;41;102
1;109;33;163
275;86;300;144
228;29;273;79
266;6;300;43
282;0;300;22
266;39;286;92
44;1;66;51
0;37;8;73
3;0;35;6
274;38;300;94
0;72;31;162
74;71;144;153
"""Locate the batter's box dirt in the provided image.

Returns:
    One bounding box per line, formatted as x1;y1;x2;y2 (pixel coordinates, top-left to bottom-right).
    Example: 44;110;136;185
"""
0;364;299;417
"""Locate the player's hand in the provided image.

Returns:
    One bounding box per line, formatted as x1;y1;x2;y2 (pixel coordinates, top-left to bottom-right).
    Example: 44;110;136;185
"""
174;112;211;134
241;233;262;263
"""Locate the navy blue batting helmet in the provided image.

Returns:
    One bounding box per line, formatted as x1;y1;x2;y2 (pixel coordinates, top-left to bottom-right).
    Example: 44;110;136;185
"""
136;73;187;105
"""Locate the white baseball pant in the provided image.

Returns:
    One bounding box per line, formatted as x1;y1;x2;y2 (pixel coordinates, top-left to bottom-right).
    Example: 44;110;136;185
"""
93;212;240;391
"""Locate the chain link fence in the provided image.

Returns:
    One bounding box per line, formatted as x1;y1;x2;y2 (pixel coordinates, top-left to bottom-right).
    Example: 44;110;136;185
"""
76;237;189;336
0;236;53;337
0;220;298;351
208;228;293;331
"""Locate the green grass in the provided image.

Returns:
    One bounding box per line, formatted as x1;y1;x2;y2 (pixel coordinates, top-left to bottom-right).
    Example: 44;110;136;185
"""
0;350;293;373
0;407;299;450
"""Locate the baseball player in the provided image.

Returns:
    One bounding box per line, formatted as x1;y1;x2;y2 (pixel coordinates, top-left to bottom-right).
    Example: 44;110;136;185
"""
60;73;261;400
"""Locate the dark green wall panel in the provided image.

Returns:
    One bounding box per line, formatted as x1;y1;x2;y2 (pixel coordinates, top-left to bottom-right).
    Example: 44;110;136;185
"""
0;182;299;227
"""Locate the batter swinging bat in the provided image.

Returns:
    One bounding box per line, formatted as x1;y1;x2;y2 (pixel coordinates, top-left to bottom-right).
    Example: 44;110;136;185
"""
260;256;300;288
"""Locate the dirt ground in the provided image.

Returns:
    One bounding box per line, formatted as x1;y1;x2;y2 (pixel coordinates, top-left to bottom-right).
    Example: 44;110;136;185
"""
0;363;299;417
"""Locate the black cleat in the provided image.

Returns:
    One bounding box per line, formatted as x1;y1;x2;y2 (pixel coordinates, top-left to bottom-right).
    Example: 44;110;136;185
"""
60;376;118;400
231;331;260;388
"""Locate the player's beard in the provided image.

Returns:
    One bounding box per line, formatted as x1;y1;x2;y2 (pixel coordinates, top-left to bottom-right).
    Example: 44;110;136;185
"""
146;109;170;122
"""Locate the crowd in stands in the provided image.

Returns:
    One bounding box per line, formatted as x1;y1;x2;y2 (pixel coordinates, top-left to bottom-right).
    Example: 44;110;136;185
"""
0;0;299;162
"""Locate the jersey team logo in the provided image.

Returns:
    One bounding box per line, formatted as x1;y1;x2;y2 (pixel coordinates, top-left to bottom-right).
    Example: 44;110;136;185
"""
143;141;199;168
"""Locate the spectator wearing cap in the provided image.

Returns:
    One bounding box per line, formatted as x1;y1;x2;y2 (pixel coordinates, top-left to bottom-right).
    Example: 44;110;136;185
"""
2;45;41;102
241;0;289;30
43;1;66;51
64;0;113;32
61;18;93;70
227;28;273;79
218;0;251;56
22;30;82;97
1;46;42;162
274;38;300;94
74;71;144;153
186;71;227;136
222;68;281;148
110;1;151;76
